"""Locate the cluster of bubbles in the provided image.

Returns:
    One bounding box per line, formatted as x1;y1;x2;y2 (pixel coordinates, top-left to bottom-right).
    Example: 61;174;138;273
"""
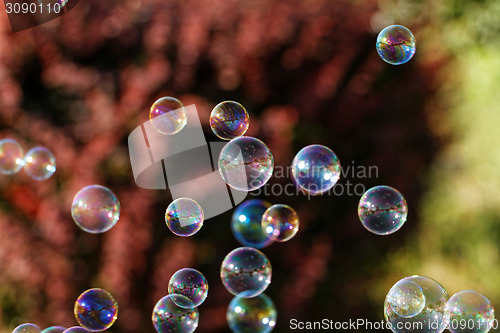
385;276;495;333
0;138;56;180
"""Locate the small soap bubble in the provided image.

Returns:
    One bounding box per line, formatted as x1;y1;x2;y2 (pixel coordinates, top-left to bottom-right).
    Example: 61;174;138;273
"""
149;97;187;135
386;280;426;318
210;101;250;140
23;146;56;181
232;199;274;249
221;247;272;298
71;185;120;234
376;25;416;65
291;145;341;195
218;136;274;191
0;138;24;175
152;294;199;333
165;198;204;237
12;323;41;333
74;288;118;332
168;268;208;308
261;204;299;242
445;290;495;333
385;275;449;333
41;327;66;333
62;328;90;333
358;185;408;235
227;293;277;333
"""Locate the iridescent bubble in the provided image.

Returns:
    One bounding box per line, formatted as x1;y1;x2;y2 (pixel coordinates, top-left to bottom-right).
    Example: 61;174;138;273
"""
152;294;199;333
231;199;273;249
12;323;41;333
41;327;66;333
168;268;208;308
358;185;408;235
23;147;56;181
376;25;416;65
291;145;341;195
165;198;204;237
71;185;120;234
445;290;495;333
218;136;274;191
149;97;187;135
385;275;449;333
261;204;299;242
221;247;272;298
227;293;277;333
387;280;426;318
74;288;118;332
0;138;24;175
210;101;250;140
62;327;90;333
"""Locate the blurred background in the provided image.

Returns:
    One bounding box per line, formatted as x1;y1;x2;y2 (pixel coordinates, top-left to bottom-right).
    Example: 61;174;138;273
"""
0;0;499;332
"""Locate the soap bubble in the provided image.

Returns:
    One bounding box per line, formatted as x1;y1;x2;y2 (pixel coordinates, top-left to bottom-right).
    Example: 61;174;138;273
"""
41;327;66;333
210;101;250;140
168;268;208;308
221;247;272;298
291;145;341;195
445;290;495;333
219;136;274;191
227;293;277;333
0;138;24;175
261;204;299;242
165;198;204;237
376;25;416;65
152;294;199;333
358;185;408;235
231;199;274;249
71;185;120;234
62;328;90;333
12;323;41;333
74;288;118;332
23;146;56;181
149;97;187;135
386;279;426;318
385;275;449;333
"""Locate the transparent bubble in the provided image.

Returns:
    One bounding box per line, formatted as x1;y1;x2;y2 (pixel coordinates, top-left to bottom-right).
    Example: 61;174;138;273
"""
168;268;208;308
387;280;426;318
13;323;41;333
221;247;272;298
291;145;341;195
445;290;495;333
41;327;66;333
165;198;204;237
210;101;250;140
376;25;416;65
74;288;118;332
149;97;187;135
385;275;450;333
23;147;56;181
0;138;24;175
62;327;90;333
152;294;199;333
358;185;408;235
218;137;274;191
231;199;274;249
71;185;120;234
227;293;277;333
261;204;299;242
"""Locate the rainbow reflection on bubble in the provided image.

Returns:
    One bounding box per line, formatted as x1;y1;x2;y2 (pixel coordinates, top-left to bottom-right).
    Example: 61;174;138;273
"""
261;204;299;242
227;293;277;333
13;323;41;333
165;198;204;237
358;185;407;235
149;97;187;135
41;327;66;333
168;268;208;308
74;288;118;332
152;294;199;333
221;247;272;298
62;327;90;333
0;138;24;175
23;146;56;181
232;199;273;248
376;25;416;65
445;290;495;333
210;101;250;140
